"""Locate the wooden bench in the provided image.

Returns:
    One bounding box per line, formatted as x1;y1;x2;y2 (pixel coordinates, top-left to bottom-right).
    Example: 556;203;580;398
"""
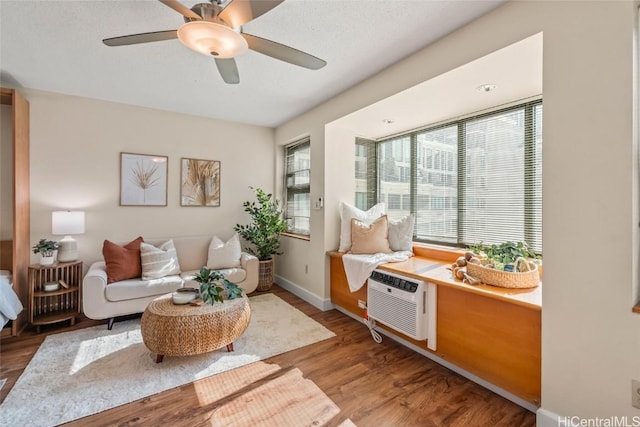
328;245;541;407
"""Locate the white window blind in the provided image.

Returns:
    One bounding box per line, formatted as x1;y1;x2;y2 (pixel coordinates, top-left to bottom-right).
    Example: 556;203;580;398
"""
460;105;543;252
355;138;377;211
378;136;411;220
415;125;458;243
284;138;311;235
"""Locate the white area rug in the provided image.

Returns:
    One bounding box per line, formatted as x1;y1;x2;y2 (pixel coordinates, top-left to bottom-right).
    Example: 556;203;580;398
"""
0;294;335;427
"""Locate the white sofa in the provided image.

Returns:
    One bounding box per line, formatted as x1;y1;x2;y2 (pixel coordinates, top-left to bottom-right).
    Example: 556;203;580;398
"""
83;236;258;329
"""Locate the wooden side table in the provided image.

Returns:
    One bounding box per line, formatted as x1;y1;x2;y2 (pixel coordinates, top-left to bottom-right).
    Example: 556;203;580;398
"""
28;261;82;332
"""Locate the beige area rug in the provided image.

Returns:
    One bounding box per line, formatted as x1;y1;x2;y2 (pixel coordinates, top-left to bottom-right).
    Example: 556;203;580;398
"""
0;294;336;427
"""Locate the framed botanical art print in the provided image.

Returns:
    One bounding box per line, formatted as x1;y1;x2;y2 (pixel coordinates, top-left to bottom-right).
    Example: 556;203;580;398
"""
180;157;221;207
120;152;168;206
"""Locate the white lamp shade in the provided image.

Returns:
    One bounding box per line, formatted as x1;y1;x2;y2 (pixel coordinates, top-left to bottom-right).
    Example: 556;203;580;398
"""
52;211;85;235
51;211;84;263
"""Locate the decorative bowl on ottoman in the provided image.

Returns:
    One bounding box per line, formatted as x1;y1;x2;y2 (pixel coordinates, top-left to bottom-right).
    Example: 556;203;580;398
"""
172;287;199;305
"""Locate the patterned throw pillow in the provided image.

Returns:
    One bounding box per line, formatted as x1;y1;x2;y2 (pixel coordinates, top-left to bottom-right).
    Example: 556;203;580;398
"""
350;215;392;255
207;234;242;269
140;240;181;280
102;236;144;284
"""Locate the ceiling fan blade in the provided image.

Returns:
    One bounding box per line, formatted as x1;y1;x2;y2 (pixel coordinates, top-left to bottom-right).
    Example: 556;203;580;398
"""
215;58;240;84
242;33;326;70
103;30;178;47
158;0;202;20
219;0;284;28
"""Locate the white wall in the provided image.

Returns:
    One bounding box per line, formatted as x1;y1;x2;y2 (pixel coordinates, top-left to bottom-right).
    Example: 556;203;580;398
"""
275;0;640;420
0;105;12;241
274;124;357;305
24;89;275;266
540;1;638;419
275;127;327;305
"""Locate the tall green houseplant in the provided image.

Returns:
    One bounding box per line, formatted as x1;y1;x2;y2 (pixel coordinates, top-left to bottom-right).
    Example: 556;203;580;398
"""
234;187;288;291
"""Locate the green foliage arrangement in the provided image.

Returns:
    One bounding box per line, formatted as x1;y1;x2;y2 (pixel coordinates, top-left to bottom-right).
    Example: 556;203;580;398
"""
31;239;59;257
192;267;243;305
234;187;288;261
468;241;540;270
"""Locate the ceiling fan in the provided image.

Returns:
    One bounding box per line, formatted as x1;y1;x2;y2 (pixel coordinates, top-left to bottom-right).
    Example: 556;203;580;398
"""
102;0;326;84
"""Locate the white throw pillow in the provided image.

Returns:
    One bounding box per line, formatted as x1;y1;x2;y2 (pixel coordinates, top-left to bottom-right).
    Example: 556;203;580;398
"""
140;240;181;280
338;202;386;252
388;214;415;252
207;234;241;269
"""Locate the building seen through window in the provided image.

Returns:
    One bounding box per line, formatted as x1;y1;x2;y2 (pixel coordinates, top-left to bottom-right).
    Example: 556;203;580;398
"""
355;101;542;253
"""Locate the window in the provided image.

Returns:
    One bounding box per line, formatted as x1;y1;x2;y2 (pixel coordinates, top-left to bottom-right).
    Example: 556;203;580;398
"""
416;124;458;243
378;136;411;218
356;101;543;253
354;138;377;210
284;138;310;235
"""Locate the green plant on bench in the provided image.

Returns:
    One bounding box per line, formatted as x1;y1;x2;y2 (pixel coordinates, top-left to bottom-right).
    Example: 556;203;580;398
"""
468;241;540;271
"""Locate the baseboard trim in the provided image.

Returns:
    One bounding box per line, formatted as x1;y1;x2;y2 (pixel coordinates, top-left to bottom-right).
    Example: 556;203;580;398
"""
333;305;539;414
536;408;560;427
273;275;334;311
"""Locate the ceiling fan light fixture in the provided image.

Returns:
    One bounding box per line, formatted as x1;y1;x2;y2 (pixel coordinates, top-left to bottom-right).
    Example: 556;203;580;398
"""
177;21;248;58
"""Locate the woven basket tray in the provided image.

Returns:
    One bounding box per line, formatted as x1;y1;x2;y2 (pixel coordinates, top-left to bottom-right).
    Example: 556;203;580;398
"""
466;258;539;289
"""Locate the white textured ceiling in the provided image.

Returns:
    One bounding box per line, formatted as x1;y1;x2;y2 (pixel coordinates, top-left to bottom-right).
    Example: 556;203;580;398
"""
0;0;507;128
337;33;543;139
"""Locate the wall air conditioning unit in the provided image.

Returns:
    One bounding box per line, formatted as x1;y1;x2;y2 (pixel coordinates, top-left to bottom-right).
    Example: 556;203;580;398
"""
367;269;437;351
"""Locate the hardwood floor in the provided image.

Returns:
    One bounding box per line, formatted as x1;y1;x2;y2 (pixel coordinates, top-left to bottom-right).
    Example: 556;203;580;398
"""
0;285;535;426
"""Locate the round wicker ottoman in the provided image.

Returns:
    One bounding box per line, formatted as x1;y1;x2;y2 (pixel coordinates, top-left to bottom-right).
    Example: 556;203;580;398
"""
140;293;251;363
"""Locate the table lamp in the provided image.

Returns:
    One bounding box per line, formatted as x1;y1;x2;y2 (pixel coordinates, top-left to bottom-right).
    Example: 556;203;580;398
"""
52;211;85;262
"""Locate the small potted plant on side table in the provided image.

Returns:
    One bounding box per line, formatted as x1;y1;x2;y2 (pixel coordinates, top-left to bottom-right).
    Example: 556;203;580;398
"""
32;239;59;266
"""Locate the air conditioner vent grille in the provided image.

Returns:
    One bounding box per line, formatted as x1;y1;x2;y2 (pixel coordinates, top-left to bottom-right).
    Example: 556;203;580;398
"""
368;287;418;337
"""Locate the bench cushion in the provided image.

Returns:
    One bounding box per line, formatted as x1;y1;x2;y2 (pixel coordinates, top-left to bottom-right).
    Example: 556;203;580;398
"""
105;275;183;302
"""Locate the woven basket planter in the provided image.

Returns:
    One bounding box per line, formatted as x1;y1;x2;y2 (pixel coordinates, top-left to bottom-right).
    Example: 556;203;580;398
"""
466;258;540;289
257;259;274;291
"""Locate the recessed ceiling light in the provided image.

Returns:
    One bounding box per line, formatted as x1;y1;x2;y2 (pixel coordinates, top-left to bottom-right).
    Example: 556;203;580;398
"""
382;119;394;124
477;84;497;93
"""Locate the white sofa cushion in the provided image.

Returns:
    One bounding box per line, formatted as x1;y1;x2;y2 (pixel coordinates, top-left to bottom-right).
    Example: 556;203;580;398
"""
140;240;181;279
105;275;183;302
207;234;241;269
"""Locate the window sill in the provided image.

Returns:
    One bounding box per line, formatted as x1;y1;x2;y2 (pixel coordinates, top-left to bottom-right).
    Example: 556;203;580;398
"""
281;232;310;241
